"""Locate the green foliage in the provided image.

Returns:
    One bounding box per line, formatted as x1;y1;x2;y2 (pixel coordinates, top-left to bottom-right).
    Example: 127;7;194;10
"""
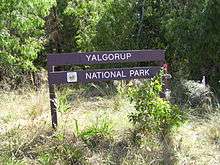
65;0;115;51
37;140;85;165
50;0;78;53
0;156;24;165
0;0;55;79
39;145;84;165
128;70;184;134
80;119;112;139
163;0;220;95
65;0;167;52
78;118;112;148
57;88;72;113
0;0;219;97
0;127;86;165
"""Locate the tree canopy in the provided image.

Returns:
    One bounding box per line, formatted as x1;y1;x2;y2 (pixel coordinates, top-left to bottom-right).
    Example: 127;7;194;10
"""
0;0;55;79
0;0;219;95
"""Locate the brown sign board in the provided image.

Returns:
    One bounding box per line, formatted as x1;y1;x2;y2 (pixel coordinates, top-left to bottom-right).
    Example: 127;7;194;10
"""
48;50;165;66
49;67;161;85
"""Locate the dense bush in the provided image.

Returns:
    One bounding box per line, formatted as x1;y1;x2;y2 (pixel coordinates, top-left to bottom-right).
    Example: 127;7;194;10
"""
0;0;55;87
128;71;185;134
0;0;219;97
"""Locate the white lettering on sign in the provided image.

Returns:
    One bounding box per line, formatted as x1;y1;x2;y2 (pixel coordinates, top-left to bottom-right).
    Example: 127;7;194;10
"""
86;71;127;80
85;55;91;61
85;53;132;62
67;72;78;82
130;69;149;77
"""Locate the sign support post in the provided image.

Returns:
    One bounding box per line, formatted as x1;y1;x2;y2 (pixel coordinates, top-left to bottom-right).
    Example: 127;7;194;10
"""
48;66;58;129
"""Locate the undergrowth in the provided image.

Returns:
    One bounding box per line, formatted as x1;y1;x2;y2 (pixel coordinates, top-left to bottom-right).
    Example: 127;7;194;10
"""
0;85;220;164
77;118;113;149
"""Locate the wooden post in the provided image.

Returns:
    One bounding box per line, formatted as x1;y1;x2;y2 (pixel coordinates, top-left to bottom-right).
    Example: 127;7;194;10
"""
48;65;58;129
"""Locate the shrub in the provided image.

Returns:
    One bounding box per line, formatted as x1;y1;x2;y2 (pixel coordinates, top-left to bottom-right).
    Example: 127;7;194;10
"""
172;80;219;116
128;70;185;134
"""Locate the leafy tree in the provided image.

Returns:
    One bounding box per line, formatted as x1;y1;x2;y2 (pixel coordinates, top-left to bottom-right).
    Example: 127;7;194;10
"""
65;0;169;51
1;0;219;95
46;0;78;54
0;0;55;83
163;0;220;95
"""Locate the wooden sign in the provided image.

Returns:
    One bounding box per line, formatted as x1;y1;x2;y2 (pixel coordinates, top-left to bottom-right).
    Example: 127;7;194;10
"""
49;67;161;85
48;50;165;65
47;49;166;129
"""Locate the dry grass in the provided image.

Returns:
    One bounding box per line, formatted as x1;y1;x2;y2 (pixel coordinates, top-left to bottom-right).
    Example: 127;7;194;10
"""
171;112;220;165
0;86;50;135
0;85;220;164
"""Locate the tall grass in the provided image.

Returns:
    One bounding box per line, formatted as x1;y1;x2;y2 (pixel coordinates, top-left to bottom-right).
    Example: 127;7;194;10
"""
1;85;220;164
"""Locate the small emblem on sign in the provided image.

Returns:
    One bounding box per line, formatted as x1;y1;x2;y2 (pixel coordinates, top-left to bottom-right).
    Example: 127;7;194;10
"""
67;72;78;82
